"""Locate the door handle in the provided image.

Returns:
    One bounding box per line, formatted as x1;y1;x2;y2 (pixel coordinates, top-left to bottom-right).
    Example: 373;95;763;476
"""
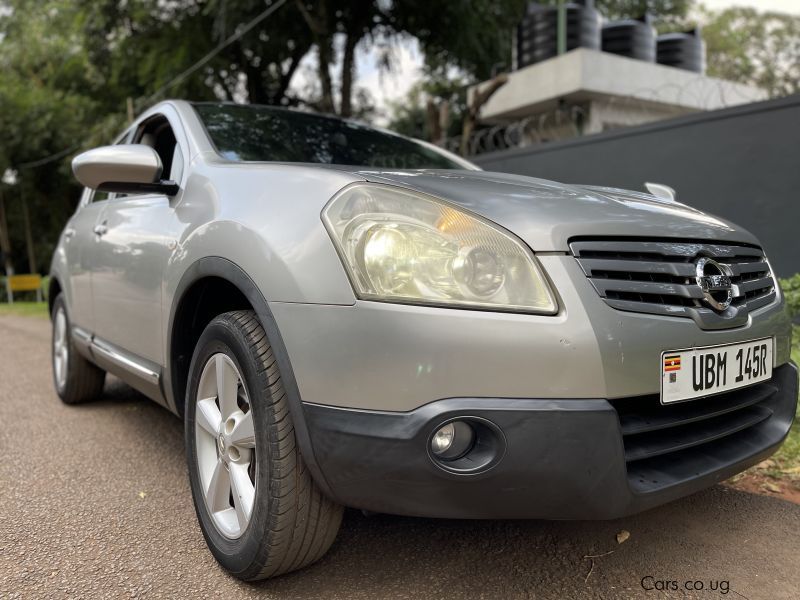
93;223;108;237
63;228;76;240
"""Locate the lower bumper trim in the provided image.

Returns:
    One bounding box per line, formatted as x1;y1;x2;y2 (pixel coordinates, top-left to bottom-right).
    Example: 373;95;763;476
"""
303;362;797;520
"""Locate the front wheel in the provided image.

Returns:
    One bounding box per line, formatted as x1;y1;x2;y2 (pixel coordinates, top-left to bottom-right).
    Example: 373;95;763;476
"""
51;293;105;404
185;310;342;580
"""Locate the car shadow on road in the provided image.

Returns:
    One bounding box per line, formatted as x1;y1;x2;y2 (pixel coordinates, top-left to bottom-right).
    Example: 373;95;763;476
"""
91;378;800;599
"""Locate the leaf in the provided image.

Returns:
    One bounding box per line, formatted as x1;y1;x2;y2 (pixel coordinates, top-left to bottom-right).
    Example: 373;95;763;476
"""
138;491;147;499
763;482;782;493
616;530;630;544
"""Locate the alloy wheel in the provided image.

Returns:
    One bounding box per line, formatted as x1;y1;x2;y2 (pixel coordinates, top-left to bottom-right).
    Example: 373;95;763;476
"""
194;353;257;539
53;308;69;390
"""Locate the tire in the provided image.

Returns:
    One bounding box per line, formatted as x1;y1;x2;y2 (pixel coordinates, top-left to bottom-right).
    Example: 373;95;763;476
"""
51;293;105;404
185;310;342;580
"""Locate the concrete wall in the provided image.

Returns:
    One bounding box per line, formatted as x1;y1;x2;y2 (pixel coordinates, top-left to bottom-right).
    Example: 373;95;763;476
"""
473;49;765;123
473;94;800;277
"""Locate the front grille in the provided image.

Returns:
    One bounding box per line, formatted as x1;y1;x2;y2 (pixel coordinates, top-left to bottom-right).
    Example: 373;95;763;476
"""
609;378;780;493
570;239;776;329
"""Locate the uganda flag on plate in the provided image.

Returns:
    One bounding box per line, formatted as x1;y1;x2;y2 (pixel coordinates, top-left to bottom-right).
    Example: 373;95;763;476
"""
663;354;681;372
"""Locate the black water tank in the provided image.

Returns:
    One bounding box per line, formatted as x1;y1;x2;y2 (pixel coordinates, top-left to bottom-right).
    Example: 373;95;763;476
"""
517;1;601;68
657;28;706;73
601;15;656;62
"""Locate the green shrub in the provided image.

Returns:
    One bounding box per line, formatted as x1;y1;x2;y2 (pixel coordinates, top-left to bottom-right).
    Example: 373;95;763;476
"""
780;274;800;320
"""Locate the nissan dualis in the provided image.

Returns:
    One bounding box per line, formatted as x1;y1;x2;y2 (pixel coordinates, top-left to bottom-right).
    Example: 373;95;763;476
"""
49;100;797;580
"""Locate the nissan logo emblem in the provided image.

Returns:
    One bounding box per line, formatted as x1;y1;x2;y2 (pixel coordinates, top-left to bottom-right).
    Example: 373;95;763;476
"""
695;257;734;311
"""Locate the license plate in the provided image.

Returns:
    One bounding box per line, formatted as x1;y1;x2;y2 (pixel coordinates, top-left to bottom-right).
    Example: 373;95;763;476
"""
660;338;773;404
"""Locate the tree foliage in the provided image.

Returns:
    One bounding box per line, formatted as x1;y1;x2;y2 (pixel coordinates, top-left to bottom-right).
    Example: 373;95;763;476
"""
1;0;799;276
391;0;526;79
592;0;691;23
535;0;692;25
703;6;800;99
0;1;102;273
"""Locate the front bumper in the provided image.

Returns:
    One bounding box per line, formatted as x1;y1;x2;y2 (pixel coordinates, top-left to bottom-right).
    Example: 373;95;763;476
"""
303;363;797;519
270;255;793;412
269;252;795;518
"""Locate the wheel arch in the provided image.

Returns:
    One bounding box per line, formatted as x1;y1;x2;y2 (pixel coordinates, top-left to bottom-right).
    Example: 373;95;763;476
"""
47;276;63;317
166;256;336;499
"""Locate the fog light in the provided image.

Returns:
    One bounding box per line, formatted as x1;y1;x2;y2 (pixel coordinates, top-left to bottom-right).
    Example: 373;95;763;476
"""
431;423;455;454
430;420;475;461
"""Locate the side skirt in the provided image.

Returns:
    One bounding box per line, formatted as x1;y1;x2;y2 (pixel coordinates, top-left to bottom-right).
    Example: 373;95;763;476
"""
72;326;167;406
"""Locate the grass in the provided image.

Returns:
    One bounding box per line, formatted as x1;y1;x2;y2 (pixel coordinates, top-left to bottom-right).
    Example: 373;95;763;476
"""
0;301;49;318
769;327;800;474
731;326;800;495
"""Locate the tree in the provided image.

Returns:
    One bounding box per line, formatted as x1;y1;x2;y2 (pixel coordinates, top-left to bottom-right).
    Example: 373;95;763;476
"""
0;1;100;274
75;0;316;109
592;0;691;23
702;7;800;99
390;0;526;80
535;0;692;25
388;79;470;142
385;0;528;147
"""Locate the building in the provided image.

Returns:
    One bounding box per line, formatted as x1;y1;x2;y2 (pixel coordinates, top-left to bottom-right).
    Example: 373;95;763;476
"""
466;49;766;149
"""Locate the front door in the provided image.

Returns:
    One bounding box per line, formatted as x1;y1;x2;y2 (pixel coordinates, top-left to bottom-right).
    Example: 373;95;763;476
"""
91;193;178;364
89;112;187;366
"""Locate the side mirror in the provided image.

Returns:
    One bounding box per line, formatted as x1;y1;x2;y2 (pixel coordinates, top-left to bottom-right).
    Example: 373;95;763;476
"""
644;182;677;203
72;144;179;196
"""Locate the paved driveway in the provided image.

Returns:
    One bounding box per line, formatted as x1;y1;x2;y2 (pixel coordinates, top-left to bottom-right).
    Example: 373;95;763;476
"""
1;314;798;599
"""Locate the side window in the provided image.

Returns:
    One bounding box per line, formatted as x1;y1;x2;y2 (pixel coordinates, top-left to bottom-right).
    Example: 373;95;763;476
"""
170;144;184;183
112;116;181;199
134;115;182;183
91;191;111;203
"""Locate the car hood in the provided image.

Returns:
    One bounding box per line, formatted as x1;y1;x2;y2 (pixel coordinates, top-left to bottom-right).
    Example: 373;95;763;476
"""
339;169;758;251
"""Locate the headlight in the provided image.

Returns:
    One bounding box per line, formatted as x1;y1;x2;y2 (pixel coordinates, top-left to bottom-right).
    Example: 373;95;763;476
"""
322;183;557;313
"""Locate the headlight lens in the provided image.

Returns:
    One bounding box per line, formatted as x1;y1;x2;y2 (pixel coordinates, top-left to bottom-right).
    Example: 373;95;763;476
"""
322;184;557;313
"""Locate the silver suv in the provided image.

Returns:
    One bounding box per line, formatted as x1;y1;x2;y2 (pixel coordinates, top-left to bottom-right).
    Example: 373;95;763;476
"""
50;100;797;580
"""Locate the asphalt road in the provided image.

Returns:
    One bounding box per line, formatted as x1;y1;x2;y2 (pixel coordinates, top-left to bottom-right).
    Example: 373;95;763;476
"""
1;314;799;600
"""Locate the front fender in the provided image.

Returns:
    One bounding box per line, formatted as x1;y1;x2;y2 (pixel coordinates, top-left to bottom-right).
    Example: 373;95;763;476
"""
165;256;338;501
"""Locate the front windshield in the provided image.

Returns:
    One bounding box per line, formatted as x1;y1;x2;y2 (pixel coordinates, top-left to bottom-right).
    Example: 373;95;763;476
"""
193;103;467;170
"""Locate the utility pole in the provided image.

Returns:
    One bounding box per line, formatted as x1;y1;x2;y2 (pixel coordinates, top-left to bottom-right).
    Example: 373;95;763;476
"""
20;185;37;274
0;187;14;278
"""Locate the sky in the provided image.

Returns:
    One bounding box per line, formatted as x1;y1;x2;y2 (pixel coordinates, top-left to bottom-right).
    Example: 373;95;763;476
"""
292;0;800;124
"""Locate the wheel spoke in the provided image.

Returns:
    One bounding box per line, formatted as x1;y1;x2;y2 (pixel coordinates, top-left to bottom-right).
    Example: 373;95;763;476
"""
53;310;68;387
55;311;66;346
229;411;255;448
196;397;222;436
205;458;230;513
216;355;239;419
229;462;255;530
195;351;257;539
